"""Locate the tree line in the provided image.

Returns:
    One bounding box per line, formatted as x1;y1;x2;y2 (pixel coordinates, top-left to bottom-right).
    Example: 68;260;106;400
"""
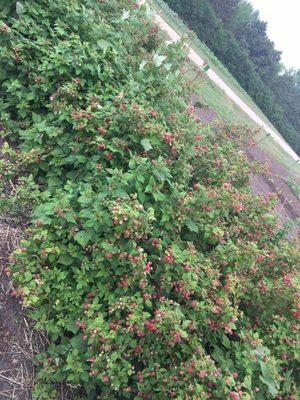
164;0;300;155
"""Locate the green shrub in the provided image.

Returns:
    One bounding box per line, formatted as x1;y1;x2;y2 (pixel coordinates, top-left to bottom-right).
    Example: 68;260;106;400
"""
1;1;299;399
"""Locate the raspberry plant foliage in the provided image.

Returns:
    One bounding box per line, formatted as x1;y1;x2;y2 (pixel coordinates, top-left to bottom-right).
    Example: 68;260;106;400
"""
0;0;299;399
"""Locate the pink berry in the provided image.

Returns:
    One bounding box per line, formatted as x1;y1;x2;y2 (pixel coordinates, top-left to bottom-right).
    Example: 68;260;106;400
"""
229;391;240;400
223;182;231;189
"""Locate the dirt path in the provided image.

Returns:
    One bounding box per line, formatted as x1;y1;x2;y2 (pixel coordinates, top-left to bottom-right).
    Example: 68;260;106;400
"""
139;0;299;162
247;147;300;237
0;221;35;400
0;136;35;399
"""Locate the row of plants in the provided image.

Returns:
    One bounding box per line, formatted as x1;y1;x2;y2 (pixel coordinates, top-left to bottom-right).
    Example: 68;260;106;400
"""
0;0;299;399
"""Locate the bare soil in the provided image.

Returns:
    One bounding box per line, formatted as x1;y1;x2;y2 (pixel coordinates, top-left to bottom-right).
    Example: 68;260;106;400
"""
0;220;35;400
247;146;300;238
0;138;37;399
194;107;218;124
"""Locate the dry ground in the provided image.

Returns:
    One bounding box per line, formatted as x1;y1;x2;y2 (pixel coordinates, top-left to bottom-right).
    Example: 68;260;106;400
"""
0;219;35;400
247;146;300;238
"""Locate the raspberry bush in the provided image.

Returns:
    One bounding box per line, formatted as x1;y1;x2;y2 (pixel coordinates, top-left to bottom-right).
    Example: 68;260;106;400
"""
0;1;299;399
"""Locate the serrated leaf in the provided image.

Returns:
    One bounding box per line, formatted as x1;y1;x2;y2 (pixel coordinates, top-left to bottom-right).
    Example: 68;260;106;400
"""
145;299;152;308
154;191;166;201
74;231;91;247
212;227;224;236
0;69;7;81
221;334;231;349
85;387;96;399
186;220;199;233
121;10;130;20
139;60;147;71
58;254;73;266
65;320;79;334
97;39;112;54
81;371;89;383
136;173;145;183
153;54;167;67
28;295;39;305
164;63;172;71
241;395;251;400
114;189;130;199
259;375;278;396
16;1;24;15
70;335;86;352
141;138;153;151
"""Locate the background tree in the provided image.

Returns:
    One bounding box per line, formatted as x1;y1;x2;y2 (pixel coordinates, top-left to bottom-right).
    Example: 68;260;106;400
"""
164;0;300;154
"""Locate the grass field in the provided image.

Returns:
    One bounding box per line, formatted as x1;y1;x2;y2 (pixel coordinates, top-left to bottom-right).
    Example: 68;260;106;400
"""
194;75;260;127
197;78;300;175
149;0;300;176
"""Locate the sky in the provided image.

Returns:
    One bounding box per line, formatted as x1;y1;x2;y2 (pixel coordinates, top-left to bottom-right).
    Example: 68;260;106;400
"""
249;0;300;70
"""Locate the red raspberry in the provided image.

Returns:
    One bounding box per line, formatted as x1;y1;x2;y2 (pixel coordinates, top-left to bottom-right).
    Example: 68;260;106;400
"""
97;143;105;150
229;392;240;400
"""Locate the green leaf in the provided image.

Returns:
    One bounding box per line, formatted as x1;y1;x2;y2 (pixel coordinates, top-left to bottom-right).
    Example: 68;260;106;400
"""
121;10;130;20
32;112;42;123
28;295;39;305
74;231;91;247
141;138;153;151
65;213;76;223
85;386;96;399
153;191;166;201
70;336;86;352
114;189;130;199
136;173;145;183
97;39;112;54
186;220;199;233
153;54;167;67
81;371;89;383
65;319;79;334
0;69;7;81
212;227;224;236
221;334;231;349
139;60;147;71
241;395;251;400
16;1;24;15
145;299;152;308
58;254;73;266
259;375;278;396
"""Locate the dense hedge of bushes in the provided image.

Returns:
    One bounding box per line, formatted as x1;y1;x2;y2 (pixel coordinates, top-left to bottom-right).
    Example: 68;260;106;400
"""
0;1;299;399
